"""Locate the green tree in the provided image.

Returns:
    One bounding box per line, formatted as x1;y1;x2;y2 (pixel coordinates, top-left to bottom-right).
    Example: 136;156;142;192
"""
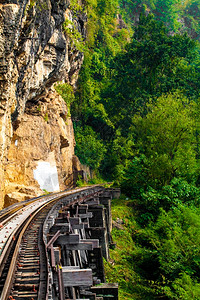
140;205;200;298
132;204;200;300
131;92;199;185
103;14;199;137
74;125;106;170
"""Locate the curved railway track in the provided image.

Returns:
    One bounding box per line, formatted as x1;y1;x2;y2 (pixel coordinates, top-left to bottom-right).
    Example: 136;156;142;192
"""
0;186;110;300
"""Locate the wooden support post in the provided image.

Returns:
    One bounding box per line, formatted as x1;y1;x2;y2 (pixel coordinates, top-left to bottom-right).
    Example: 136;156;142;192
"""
88;206;105;228
64;248;71;266
72;250;78;266
88;247;105;283
99;196;112;233
72;287;76;299
57;266;65;300
54;247;61;264
50;244;56;269
81;227;86;240
86;228;109;260
76;249;83;268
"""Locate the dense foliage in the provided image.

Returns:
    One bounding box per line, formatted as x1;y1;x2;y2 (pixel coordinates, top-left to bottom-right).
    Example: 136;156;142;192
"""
56;0;200;298
120;0;200;36
105;197;200;299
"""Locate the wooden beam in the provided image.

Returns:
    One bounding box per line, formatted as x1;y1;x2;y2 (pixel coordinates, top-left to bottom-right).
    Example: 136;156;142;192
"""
78;212;93;218
63;266;80;270
71;224;84;230
85;199;100;205
50;223;69;234
56;234;80;245
81;239;99;248
65;242;93;251
62;268;93;287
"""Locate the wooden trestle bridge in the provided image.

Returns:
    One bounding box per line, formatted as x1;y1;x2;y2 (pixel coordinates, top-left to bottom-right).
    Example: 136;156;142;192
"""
0;186;120;300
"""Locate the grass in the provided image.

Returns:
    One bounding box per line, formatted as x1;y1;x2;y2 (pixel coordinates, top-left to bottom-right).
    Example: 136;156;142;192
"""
104;197;140;300
104;197;160;299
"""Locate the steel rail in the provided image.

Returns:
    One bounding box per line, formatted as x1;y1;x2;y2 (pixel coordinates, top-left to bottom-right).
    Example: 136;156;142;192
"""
0;196;56;272
0;184;103;220
0;197;59;300
0;186;102;261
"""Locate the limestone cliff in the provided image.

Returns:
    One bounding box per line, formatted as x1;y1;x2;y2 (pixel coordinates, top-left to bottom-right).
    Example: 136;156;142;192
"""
0;0;86;208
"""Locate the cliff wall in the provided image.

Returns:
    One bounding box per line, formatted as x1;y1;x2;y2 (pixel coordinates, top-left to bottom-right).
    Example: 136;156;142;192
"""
0;0;86;208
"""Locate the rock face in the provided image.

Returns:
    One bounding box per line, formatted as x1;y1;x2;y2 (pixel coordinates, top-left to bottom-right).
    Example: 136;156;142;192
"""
0;0;86;208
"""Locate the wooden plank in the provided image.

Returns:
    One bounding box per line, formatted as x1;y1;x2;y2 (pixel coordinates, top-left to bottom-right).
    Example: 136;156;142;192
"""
62;268;93;287
85;199;100;205
71;224;84;230
63;266;80;270
78;209;88;214
65;242;93;251
50;223;70;234
78;212;93;218
81;239;99;248
56;234;79;245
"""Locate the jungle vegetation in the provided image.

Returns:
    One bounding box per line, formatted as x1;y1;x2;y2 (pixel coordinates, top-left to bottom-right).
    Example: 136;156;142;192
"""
58;0;200;298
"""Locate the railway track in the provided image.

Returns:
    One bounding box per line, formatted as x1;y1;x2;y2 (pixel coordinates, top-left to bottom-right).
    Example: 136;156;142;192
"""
0;186;120;300
0;203;53;300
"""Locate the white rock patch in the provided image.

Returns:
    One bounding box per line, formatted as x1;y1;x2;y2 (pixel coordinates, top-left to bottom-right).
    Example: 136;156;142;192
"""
33;161;59;192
